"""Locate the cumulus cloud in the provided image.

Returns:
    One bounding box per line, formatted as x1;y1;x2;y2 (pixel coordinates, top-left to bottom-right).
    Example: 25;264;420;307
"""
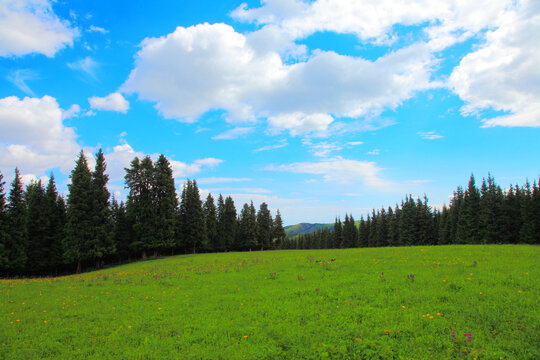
88;25;108;34
62;104;80;119
268;157;396;189
449;0;540;127
0;0;78;57
89;92;130;113
212;127;255;140
0;95;80;175
122;23;435;135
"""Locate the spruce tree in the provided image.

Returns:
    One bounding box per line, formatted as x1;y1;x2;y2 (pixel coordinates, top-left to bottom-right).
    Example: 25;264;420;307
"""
216;194;226;251
5;169;28;273
125;156;155;258
358;216;368;247
111;199;131;262
153;155;178;255
256;202;273;250
25;180;48;274
342;214;358;248
45;175;65;274
456;174;481;244
64;152;93;273
203;193;218;252
0;172;8;272
238;202;257;251
273;209;286;249
90;149;114;268
179;180;205;253
502;185;522;244
333;217;342;248
222;196;237;251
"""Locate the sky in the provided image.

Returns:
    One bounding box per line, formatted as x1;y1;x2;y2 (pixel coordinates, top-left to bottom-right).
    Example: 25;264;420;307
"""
0;0;539;225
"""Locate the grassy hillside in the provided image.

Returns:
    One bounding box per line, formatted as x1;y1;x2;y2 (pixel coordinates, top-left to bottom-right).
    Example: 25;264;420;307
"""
284;222;333;237
1;245;538;359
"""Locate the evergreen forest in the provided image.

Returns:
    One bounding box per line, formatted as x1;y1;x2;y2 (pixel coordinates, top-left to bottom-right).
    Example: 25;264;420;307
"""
0;150;538;277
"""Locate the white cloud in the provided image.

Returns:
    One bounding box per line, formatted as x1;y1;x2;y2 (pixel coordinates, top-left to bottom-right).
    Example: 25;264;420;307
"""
101;143;223;182
6;69;38;96
418;131;443;140
367;149;380;155
0;0;78;57
62;104;80;119
197;177;252;184
0;95;80;175
347;141;364;146
254;139;288;152
302;139;342;158
233;0;514;51
268;157;396;189
212;127;255;140
203;187;272;194
449;0;540;127
68;56;98;78
88;25;108;34
122;23;436;135
89;92;130;113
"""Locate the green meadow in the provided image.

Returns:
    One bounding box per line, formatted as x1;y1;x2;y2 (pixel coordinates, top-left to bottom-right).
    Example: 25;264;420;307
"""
1;245;538;359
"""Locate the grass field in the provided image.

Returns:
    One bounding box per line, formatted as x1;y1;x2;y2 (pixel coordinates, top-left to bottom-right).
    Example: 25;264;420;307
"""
1;245;538;359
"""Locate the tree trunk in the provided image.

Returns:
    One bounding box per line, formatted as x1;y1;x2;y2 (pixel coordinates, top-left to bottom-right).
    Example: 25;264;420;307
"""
153;251;158;259
76;261;81;274
142;251;147;260
96;260;101;270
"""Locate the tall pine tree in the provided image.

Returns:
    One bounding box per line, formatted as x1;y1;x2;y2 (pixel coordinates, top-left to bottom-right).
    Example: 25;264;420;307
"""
203;193;218;252
153;155;178;256
64;152;93;273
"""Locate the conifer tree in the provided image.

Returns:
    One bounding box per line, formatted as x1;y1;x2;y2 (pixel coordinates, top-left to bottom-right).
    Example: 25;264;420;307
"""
273;209;286;249
90;149;114;268
111;198;131;261
502;185;522;244
125;156;155;258
25;180;48;274
342;214;358;248
64;152;93;273
0;172;8;272
387;206;399;246
179;180;205;253
45;175;65;274
456;174;481;244
358;216;369;247
216;194;226;251
519;180;536;244
153;155;178;255
333;217;342;248
203;193;218;252
256;202;273;249
222;196;237;251
478;174;504;244
5;169;28;273
238;202;257;250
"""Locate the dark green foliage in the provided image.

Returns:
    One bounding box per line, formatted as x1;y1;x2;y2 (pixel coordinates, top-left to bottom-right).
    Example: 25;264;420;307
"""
456;174;481;244
341;214;357;248
90;149;114;267
45;175;66;273
215;195;226;251
220;196;237;251
333;217;342;248
5;169;28;273
64;152;93;273
153;155;177;254
179;180;205;253
25;180;49;274
111;198;131;261
273;209;286;249
237;202;257;251
256;202;273;249
0;172;8;271
203;193;218;252
125;156;155;258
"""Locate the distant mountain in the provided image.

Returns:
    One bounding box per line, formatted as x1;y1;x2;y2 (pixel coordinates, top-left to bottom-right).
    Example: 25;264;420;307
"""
285;220;363;237
284;222;333;237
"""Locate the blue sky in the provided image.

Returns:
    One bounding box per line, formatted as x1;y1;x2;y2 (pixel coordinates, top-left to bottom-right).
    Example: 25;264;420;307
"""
1;0;539;225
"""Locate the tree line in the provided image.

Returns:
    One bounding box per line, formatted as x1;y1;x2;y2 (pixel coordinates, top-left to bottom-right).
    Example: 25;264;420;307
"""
282;174;540;249
0;150;286;276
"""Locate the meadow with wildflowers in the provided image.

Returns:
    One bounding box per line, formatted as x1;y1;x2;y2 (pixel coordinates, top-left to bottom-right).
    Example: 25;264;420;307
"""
1;245;538;359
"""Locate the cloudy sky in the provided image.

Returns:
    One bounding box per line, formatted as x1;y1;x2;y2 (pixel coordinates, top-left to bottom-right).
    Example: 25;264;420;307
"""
1;0;539;224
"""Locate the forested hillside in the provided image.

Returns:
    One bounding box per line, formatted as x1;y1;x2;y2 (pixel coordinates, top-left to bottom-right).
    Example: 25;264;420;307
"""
0;150;286;276
284;174;540;249
1;150;538;277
